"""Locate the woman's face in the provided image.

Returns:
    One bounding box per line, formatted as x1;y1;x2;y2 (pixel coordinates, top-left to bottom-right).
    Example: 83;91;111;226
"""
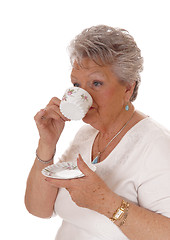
71;58;132;130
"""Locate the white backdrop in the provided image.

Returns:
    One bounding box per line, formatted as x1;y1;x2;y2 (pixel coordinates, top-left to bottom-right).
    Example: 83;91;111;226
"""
0;0;170;239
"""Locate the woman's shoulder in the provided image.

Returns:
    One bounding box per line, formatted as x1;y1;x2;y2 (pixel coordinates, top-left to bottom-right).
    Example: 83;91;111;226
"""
127;117;170;165
134;117;170;168
132;117;170;142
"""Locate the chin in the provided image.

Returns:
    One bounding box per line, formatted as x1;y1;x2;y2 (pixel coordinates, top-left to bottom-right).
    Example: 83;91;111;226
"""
82;111;97;126
82;115;92;124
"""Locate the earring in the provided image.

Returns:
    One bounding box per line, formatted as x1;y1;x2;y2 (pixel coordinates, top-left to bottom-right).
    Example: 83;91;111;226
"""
125;104;129;111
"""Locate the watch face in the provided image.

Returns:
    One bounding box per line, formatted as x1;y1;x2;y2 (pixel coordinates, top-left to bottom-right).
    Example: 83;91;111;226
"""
114;209;124;220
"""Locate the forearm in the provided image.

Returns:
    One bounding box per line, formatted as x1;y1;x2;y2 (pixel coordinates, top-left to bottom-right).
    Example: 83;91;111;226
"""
100;193;170;240
25;143;58;218
121;202;170;240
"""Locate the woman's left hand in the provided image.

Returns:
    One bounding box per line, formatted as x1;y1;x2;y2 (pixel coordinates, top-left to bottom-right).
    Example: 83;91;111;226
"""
45;155;116;216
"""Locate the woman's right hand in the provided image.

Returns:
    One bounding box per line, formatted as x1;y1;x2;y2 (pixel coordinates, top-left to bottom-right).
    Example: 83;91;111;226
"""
34;97;69;151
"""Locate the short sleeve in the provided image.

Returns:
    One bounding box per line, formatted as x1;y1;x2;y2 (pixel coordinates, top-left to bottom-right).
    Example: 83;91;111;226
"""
137;135;170;217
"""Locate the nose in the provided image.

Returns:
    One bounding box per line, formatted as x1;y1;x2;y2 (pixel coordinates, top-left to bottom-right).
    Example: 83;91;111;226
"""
81;85;88;93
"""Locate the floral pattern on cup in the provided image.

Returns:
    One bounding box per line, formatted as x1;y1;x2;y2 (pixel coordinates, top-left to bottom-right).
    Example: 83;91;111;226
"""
81;94;88;101
67;89;75;95
62;94;67;101
62;89;75;101
62;89;89;103
60;87;93;120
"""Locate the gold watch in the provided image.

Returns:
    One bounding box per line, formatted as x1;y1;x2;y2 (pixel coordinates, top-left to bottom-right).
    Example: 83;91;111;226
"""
110;200;129;223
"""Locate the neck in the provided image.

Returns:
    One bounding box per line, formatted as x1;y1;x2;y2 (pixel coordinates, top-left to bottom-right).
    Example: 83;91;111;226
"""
98;104;135;138
92;106;135;164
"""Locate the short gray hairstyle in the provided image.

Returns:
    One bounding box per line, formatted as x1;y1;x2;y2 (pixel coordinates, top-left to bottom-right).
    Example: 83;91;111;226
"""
68;25;143;101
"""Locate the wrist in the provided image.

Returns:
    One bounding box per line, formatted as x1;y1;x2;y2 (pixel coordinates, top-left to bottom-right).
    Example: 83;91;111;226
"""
37;140;56;162
96;191;121;218
98;191;130;227
36;148;56;164
110;200;130;227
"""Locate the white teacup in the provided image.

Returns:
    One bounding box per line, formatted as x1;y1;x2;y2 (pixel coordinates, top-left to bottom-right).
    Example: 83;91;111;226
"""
60;87;93;120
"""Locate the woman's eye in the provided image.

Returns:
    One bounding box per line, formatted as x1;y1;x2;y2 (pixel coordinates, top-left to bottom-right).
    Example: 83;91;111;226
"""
93;81;103;87
73;83;80;87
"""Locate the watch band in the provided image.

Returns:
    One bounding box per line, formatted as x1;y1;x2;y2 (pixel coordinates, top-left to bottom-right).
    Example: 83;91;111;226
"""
110;200;130;223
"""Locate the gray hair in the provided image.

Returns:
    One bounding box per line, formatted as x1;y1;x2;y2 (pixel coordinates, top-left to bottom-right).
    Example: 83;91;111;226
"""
68;25;143;101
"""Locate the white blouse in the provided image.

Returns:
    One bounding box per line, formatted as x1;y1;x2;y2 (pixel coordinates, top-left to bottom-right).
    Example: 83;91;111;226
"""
53;117;170;240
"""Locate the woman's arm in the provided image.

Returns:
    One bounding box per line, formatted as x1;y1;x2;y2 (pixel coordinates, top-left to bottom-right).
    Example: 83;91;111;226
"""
119;201;170;240
25;97;69;218
45;155;170;239
25;142;59;218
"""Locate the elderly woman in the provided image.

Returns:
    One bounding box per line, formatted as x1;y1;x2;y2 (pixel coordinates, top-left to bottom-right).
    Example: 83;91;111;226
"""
25;25;170;240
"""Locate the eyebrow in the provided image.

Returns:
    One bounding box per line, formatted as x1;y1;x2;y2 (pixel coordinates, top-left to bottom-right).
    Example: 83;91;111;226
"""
71;71;106;80
88;71;105;78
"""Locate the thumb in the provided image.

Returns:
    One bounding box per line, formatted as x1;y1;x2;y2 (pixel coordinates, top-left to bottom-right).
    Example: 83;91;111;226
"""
77;154;93;176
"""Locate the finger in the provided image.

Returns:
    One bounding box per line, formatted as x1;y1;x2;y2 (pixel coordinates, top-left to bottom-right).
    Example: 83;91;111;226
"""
34;106;69;125
45;177;71;189
77;154;93;177
47;97;61;107
34;108;57;126
47;99;70;122
44;105;68;122
34;109;47;125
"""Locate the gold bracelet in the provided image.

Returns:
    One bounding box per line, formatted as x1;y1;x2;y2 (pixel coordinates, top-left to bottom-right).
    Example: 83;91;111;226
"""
110;200;129;225
118;204;129;227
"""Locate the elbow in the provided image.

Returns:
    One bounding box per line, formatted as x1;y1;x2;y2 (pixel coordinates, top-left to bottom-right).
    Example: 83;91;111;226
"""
24;195;52;219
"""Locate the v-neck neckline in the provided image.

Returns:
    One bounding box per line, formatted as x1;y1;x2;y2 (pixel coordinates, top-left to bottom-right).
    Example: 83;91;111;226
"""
89;117;150;165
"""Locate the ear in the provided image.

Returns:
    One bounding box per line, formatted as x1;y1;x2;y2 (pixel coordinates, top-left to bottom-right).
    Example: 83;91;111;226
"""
124;82;136;102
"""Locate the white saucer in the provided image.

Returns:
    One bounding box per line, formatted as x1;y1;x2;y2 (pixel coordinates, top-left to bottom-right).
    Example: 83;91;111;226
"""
42;162;96;179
